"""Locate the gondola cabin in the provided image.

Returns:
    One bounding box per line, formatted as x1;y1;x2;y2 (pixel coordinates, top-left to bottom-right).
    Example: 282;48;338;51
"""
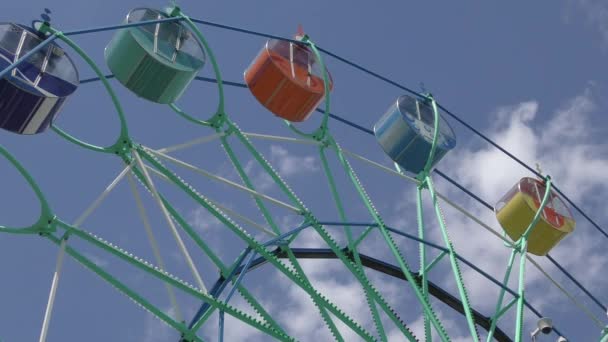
495;177;575;256
244;38;333;122
0;23;79;135
374;94;456;175
105;8;205;104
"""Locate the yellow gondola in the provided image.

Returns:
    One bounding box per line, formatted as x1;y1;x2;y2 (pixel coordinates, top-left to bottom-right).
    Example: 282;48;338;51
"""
495;177;575;256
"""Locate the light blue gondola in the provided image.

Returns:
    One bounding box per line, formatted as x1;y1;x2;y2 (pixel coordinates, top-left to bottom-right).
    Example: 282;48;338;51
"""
374;94;456;175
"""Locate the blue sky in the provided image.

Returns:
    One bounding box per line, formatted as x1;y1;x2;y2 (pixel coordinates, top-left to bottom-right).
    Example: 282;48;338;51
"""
1;1;607;341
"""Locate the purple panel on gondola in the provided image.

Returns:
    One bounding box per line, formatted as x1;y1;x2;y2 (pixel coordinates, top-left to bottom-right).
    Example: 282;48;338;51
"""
0;23;78;135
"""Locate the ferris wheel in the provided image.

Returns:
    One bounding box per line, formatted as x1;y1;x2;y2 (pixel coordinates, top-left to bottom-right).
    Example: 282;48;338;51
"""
0;4;606;342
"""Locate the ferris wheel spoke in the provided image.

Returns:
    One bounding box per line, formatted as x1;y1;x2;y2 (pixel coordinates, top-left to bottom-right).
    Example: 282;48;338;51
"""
45;228;291;342
43;232;202;341
425;176;480;341
38;237;67;342
123;156;288;336
227;122;419;339
318;146;388;341
132;167;288;336
216;136;349;339
145;146;300;214
73;163;134;227
38;163;133;342
282;247;346;342
138;146;376;340
220;136;285;235
133;150;209;293
156;132;225;154
329;138;450;341
144;163;278;237
414;186;432;342
242;132;323;147
127;173;184;323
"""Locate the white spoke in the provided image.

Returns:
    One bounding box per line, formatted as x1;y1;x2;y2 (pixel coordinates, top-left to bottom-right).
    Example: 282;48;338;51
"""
145;147;300;214
205;199;278;237
243;132;322;146
127;173;184;322
38;238;67;342
157;133;225;154
133;150;208;293
74;163;134;227
145;164;278;237
39;164;132;342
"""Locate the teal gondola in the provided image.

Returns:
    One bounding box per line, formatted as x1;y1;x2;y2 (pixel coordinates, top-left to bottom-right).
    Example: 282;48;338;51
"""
0;23;79;135
374;94;456;174
104;8;205;104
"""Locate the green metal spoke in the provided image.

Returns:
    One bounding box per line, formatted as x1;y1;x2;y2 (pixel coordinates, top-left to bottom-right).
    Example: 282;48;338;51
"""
415;186;432;342
226;120;417;340
52;221;292;341
126;154;287;336
136;145;376;341
45;234;203;341
0;146;55;233
425;176;479;341
319;146;387;341
329;137;449;341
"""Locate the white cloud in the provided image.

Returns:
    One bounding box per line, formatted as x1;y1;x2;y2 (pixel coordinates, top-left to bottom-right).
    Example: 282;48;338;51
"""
152;87;607;340
269;145;319;177
421;86;608;334
241;145;319;192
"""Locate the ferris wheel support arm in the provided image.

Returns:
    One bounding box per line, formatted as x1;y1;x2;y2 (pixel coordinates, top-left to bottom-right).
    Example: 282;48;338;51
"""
184;73;608;321
46;224;293;342
318;146;388;341
127;173;184;323
226;121;418;340
146;146;300;214
414;186;432;341
133;150;208;293
44;233;204;341
157;133;225;154
137;145;376;340
328;138;449;340
219;135;294;234
216;132;347;341
38;162;133;342
426;175;480;341
37;24;130;154
127;157;288;335
0;146;54;233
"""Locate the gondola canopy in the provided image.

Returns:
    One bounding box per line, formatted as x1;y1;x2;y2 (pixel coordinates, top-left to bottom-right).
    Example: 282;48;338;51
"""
0;23;79;135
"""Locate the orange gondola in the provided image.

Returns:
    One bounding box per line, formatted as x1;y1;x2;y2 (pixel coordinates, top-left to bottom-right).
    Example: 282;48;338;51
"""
244;34;332;122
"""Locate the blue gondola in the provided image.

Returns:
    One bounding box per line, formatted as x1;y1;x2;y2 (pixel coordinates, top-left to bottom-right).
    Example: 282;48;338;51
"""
0;23;79;135
374;94;456;175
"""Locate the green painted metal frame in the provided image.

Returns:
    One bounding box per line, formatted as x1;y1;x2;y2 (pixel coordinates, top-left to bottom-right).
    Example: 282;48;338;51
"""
0;5;599;342
485;176;554;342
